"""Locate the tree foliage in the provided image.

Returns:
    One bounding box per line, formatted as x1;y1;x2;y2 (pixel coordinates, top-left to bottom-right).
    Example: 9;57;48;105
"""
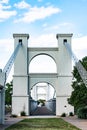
5;81;13;105
68;56;87;112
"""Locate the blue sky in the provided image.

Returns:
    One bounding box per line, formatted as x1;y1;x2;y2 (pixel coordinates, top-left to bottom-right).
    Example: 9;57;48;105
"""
0;0;87;81
0;0;87;38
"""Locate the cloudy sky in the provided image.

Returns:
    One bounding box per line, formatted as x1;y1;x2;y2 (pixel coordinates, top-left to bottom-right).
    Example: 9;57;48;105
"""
0;0;87;81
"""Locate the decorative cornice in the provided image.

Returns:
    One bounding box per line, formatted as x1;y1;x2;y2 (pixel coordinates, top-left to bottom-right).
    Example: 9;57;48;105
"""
13;34;29;39
29;73;58;78
28;47;58;51
56;95;71;97
12;95;29;97
56;33;73;39
13;74;29;77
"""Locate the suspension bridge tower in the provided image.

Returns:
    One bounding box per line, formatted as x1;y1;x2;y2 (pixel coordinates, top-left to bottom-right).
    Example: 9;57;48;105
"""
12;33;74;116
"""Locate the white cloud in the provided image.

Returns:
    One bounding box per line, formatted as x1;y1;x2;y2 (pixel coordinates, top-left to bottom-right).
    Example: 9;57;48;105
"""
0;38;13;51
0;3;11;9
45;25;59;30
0;10;17;22
72;36;87;50
59;22;73;27
0;0;9;4
0;39;13;82
42;23;48;27
0;0;17;22
0;39;13;68
43;22;74;32
14;0;30;9
72;36;87;59
14;6;61;23
29;33;57;47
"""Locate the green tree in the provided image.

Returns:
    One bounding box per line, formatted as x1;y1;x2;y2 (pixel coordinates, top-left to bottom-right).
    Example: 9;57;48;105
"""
5;81;13;105
68;56;87;112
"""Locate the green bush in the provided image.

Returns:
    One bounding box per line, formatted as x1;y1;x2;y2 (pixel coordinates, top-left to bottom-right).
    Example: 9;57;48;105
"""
69;112;74;116
20;111;26;116
77;106;87;119
10;114;17;118
37;99;45;106
61;113;66;117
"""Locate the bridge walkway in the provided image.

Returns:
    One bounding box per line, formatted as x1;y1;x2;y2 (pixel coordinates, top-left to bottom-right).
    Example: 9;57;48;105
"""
31;106;55;116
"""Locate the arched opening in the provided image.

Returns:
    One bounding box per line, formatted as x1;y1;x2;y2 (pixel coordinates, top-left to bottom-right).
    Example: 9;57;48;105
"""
30;82;56;115
31;82;56;101
29;54;57;73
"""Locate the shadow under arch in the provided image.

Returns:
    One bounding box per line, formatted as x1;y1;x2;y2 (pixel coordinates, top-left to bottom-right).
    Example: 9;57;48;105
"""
29;53;58;73
30;81;56;116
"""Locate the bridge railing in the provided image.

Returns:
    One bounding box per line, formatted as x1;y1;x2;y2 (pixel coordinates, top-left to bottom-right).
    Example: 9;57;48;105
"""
45;98;56;114
30;98;38;115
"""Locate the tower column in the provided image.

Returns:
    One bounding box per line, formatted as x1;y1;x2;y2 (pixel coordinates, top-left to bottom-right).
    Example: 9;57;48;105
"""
12;34;29;116
56;34;74;115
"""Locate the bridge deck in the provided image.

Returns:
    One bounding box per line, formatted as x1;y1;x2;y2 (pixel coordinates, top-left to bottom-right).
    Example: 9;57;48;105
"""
31;106;55;116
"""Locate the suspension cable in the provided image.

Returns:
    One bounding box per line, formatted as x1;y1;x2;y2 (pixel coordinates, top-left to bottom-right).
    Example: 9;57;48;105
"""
64;41;87;87
3;42;22;80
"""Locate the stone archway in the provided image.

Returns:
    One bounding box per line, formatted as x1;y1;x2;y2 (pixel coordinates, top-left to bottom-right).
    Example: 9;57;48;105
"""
31;82;56;101
29;54;57;73
12;33;74;116
30;82;56;115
